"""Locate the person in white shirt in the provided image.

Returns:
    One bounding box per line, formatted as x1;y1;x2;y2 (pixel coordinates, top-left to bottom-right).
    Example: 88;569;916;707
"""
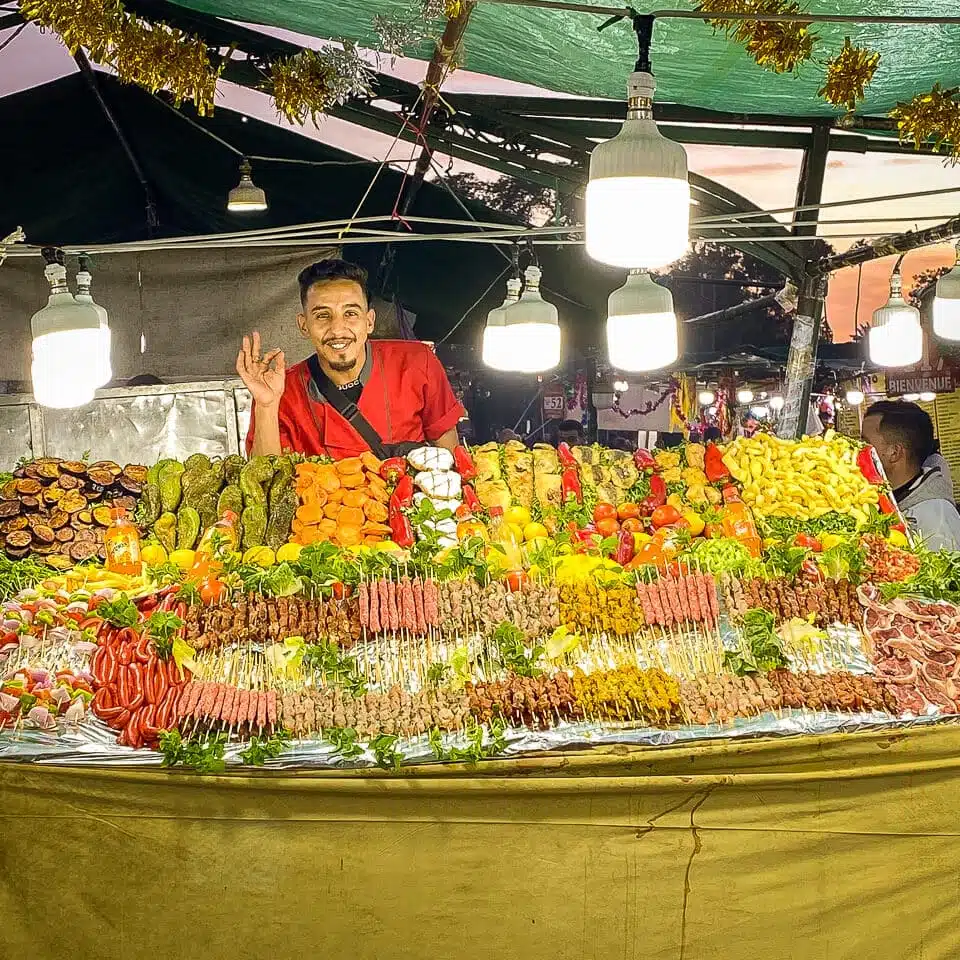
862;402;960;552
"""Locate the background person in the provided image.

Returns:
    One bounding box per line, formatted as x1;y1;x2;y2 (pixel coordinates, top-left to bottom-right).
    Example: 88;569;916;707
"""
861;402;960;551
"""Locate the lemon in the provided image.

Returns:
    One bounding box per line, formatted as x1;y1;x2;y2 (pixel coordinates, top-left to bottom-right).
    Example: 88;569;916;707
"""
820;533;845;551
522;521;549;542
169;549;196;572
505;522;525;544
556;543;573;556
141;543;168;567
888;529;909;547
504;505;531;527
376;541;403;553
243;546;276;567
275;542;303;564
525;536;550;554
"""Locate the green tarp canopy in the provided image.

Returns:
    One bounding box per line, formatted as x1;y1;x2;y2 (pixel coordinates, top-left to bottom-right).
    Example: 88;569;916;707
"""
170;0;960;116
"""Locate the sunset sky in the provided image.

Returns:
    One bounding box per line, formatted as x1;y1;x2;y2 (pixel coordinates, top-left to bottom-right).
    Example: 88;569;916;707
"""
3;19;960;342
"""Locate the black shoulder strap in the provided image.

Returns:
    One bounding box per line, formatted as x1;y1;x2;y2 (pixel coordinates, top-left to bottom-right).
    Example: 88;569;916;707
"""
306;353;388;459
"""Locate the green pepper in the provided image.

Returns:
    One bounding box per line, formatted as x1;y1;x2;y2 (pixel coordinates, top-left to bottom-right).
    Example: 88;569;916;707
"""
218;484;243;521
139;481;162;525
154;512;177;553
158;462;185;513
224;454;246;486
265;487;298;551
184;453;211;472
176;507;201;550
241;504;268;549
240;456;274;506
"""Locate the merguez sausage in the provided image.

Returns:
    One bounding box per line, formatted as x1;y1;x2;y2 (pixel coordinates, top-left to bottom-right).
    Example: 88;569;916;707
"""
413;579;427;635
256;691;267;730
369;578;381;634
378;580;390;632
423;579;439;627
387;580;400;632
358;582;369;630
267;690;277;727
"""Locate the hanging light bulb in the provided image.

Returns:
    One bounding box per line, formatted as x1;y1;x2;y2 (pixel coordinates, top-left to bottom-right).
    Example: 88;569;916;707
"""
736;388;754;404
31;248;101;409
585;18;689;269
76;254;111;387
606;270;678;371
698;389;715;406
769;395;785;411
933;240;960;341
499;265;561;373
481;277;522;370
845;389;865;406
920;391;937;402
613;379;629;393
227;158;268;212
869;258;923;367
750;405;769;419
903;393;921;402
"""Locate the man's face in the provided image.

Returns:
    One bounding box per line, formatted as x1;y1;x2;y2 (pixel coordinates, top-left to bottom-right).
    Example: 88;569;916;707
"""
558;428;581;446
298;279;375;373
861;413;901;477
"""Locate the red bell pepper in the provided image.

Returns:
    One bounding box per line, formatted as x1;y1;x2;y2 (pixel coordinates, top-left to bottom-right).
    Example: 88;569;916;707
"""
614;528;635;566
878;493;896;515
704;443;730;482
461;483;481;514
561;468;582;504
452;445;477;481
633;448;656;471
379;457;408;484
648;474;667;508
557;442;578;471
389;474;415;516
388;511;415;549
722;484;742;504
857;445;883;485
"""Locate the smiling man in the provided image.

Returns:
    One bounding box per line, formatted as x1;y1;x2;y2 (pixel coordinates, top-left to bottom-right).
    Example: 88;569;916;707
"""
239;259;464;459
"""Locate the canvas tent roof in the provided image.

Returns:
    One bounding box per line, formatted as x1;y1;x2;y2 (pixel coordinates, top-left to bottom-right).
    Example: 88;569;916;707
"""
164;0;960;117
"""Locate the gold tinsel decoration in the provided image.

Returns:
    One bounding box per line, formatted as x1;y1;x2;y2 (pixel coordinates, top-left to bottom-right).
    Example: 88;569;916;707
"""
696;0;817;74
20;0;221;115
890;84;960;162
818;38;880;112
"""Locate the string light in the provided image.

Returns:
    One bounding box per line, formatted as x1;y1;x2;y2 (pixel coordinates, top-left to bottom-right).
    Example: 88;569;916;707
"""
227;159;268;213
585;17;689;269
75;255;111;388
845;389;865;405
736;388;754;404
500;265;561;373
769;395;785;411
605;270;678;371
933;240;960;341
920;391;937;402
698;389;715;405
31;249;101;409
481;277;522;370
869;257;923;367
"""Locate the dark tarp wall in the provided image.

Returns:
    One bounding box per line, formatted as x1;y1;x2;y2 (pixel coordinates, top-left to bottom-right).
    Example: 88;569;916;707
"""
0;74;620;362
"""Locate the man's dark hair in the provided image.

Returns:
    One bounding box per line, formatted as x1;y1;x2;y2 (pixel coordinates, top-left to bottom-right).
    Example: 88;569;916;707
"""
297;259;368;306
703;426;722;442
558;419;582;435
867;401;935;467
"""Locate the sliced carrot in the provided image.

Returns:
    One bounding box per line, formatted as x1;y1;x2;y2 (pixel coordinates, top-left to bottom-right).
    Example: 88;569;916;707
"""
338;506;365;528
323;502;342;520
335;457;364;476
362;499;389;523
361;520;392;536
342;489;368;509
339;471;366;488
337;524;362;546
360;452;382;474
326;487;345;503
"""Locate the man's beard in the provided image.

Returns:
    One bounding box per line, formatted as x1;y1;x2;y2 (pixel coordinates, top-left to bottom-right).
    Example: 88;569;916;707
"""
327;357;358;373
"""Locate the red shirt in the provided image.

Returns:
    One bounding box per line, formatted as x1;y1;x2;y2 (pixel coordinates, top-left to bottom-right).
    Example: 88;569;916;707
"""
246;339;464;459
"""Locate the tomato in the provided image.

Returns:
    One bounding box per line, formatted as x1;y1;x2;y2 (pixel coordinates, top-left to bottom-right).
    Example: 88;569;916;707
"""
331;581;353;600
704;522;723;539
199;577;226;605
505;570;530;592
650;505;682;529
793;533;822;552
617;502;641;521
593;502;618;524
620;517;643;534
595;518;620;537
635;540;664;567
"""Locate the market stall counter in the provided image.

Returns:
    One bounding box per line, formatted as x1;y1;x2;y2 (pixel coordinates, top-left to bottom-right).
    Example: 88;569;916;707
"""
3;434;960;957
3;724;960;960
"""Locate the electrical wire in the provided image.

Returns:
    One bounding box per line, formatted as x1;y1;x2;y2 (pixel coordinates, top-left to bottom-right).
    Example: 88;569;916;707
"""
472;0;960;24
436;263;511;343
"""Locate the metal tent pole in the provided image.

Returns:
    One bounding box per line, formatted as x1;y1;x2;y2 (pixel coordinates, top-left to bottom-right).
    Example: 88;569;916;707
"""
777;123;830;439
